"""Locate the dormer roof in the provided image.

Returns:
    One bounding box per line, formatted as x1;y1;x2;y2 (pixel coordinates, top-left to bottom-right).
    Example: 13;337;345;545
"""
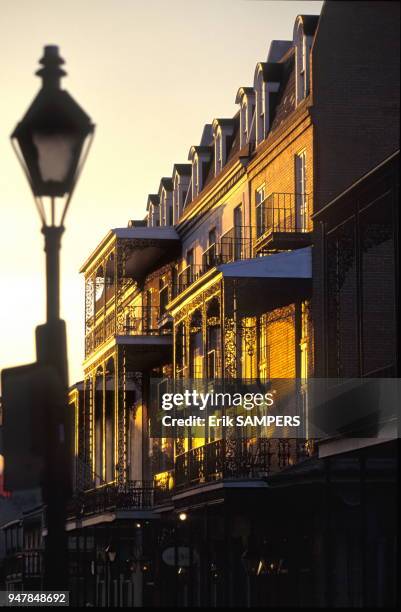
146;194;159;211
159;177;173;192
254;61;283;84
212;118;236;132
235;87;255;103
173;163;192;177
188;145;213;160
294;14;319;37
267;40;292;63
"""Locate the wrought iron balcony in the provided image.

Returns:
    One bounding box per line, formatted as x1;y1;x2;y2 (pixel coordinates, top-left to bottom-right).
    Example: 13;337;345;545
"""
67;481;154;518
23;550;43;578
85;305;170;357
255;192;312;252
173;227;253;298
171;437;316;490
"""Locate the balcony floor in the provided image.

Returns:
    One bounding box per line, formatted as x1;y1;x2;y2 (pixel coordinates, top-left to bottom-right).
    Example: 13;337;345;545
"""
255;230;313;253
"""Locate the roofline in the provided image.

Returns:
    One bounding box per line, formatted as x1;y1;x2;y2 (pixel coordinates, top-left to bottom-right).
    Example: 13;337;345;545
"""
79;229;115;274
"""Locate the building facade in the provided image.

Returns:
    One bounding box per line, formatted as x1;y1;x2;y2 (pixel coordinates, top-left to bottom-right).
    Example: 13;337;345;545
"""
2;1;398;607
66;13;319;607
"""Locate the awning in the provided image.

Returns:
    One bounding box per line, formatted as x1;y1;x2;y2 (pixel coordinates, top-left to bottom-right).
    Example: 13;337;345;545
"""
218;246;312;278
218;247;312;314
80;226;181;279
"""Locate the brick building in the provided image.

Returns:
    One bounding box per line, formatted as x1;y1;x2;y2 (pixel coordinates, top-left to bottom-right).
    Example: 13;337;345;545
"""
2;1;398;607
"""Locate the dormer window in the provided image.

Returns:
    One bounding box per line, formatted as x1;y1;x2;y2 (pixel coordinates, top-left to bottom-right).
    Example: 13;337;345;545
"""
188;146;212;199
253;64;281;146
236;87;256;149
215;129;222;175
242;101;248;144
158;178;173;226
174;174;180;223
212;119;235;177
172;164;191;224
294;15;317;105
192;155;199;198
147;195;160;227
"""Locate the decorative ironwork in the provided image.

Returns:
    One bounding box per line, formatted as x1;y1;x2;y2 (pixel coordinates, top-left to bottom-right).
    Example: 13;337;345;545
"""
67;481;154;518
174;437;317;490
223;316;237;378
241;317;257;357
173;228;253;298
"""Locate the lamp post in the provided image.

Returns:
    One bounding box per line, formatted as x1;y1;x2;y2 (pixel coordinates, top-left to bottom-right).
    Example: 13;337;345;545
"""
10;45;94;590
104;544;117;607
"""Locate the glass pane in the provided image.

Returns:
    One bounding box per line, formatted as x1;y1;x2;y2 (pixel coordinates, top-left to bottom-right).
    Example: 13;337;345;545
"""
33;131;79;182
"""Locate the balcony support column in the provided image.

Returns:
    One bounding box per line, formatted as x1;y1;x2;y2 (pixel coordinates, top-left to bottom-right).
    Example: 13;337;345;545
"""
223;279;237;379
116;347;126;484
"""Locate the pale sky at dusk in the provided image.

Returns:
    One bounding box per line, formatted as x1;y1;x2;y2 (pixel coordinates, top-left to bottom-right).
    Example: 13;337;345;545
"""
0;0;323;385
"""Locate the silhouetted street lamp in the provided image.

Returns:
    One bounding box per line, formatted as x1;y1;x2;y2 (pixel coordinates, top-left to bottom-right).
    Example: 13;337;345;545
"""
10;45;94;590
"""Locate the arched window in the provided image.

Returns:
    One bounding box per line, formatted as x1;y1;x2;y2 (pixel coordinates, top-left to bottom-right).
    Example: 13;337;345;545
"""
294;17;312;105
192;155;199;199
253;66;268;146
214;128;222;175
236;87;256;149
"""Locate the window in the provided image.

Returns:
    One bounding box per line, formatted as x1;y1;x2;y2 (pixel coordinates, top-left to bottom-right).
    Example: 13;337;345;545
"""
234;205;243;260
256;72;265;145
215;131;222;175
186;248;194;283
295;151;307;230
192;158;199;198
294;18;311;105
241;102;248;146
256;185;266;237
204;228;217;269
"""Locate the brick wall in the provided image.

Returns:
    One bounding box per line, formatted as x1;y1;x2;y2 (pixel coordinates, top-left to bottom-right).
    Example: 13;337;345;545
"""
249;117;314;227
312;0;400;212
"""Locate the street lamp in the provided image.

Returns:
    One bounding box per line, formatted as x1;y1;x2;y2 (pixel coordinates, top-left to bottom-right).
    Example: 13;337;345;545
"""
11;44;94;322
10;45;94;591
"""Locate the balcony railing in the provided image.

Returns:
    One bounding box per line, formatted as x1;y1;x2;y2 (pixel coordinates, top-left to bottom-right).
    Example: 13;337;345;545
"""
256;192;312;241
172;437;316;490
85;306;169;356
174;227;253;297
67;481;154;518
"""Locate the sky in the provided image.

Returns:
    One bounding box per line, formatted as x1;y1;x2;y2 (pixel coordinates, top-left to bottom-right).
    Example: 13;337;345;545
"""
0;0;323;385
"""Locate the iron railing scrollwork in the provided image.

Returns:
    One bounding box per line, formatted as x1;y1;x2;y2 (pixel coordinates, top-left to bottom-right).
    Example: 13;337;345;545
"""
67;481;154;518
173;438;317;490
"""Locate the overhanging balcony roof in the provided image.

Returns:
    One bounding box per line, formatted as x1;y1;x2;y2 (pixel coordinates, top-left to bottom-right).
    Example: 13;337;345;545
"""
169;247;312;316
218;246;311;279
219;246;312;314
80;226;181;276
